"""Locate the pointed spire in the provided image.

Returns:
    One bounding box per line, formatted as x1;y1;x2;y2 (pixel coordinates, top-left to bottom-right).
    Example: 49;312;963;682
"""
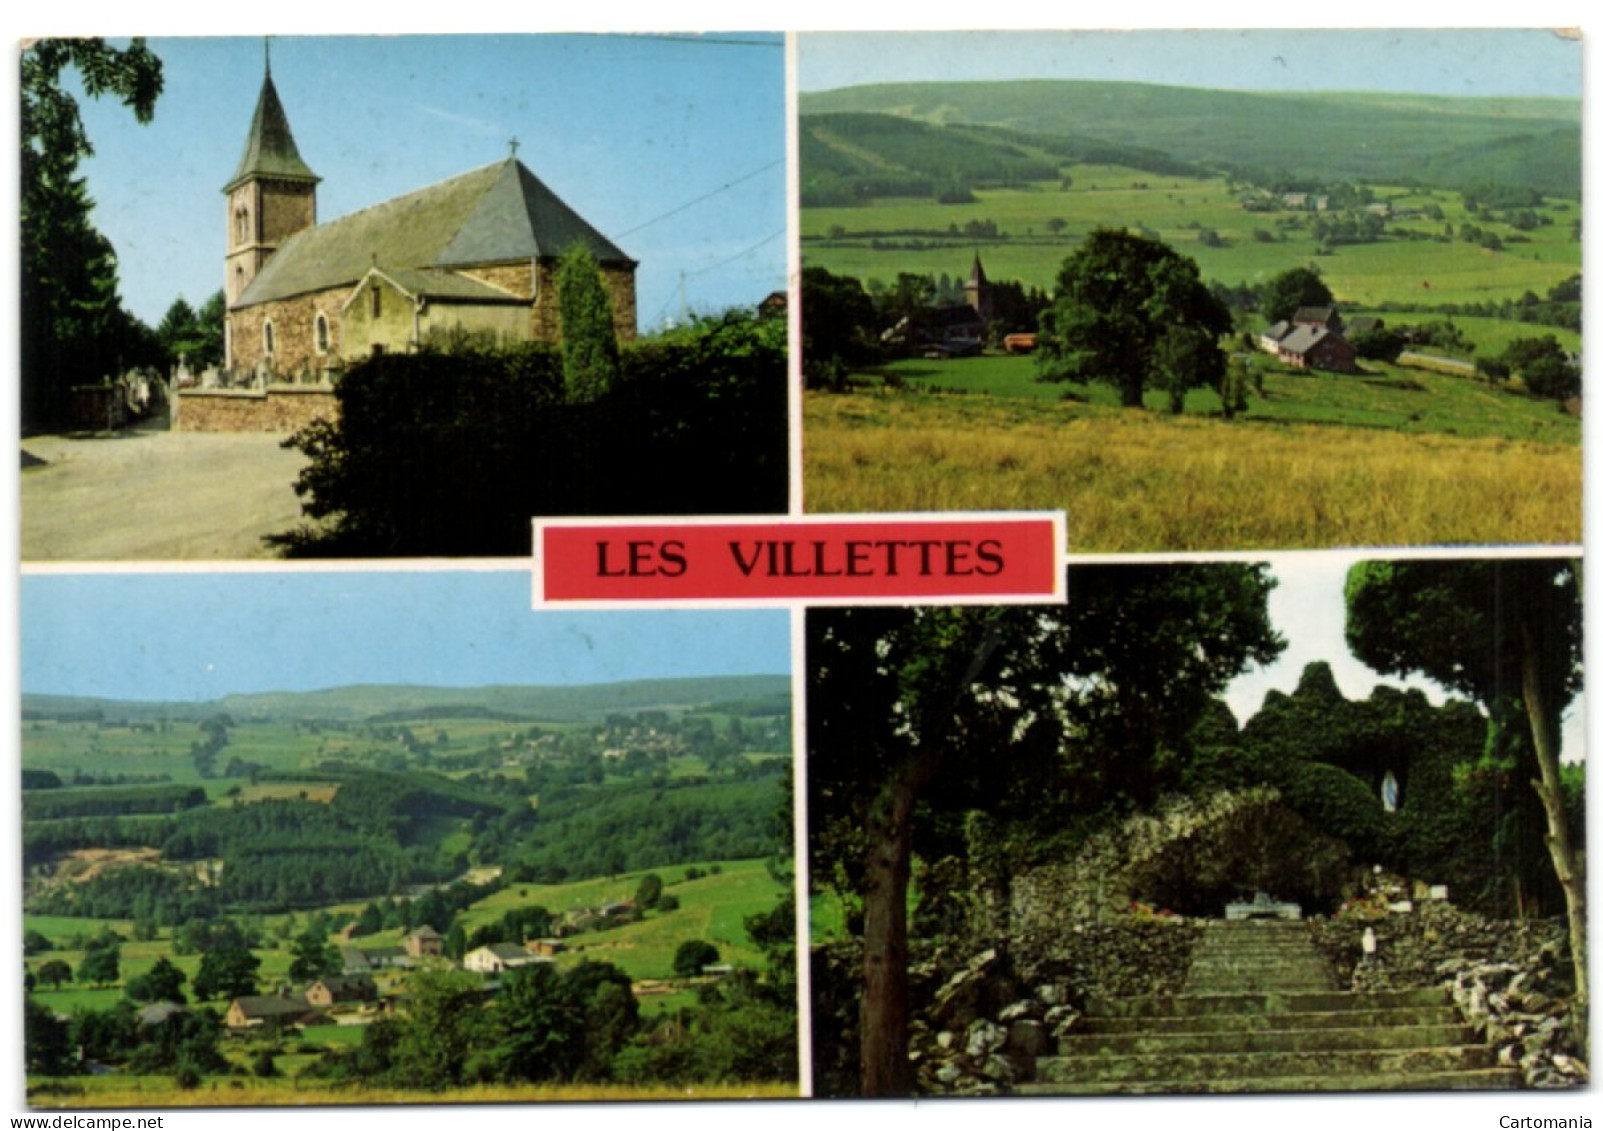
968;251;988;287
224;50;319;192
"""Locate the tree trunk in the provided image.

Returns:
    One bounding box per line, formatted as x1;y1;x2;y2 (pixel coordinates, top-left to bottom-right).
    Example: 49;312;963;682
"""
860;771;917;1096
1520;617;1587;1054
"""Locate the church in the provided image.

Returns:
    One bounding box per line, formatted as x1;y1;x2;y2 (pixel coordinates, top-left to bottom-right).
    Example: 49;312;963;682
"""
222;61;637;381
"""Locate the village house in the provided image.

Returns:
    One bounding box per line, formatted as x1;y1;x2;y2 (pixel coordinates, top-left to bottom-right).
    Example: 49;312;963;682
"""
463;943;550;975
340;944;411;974
225;993;327;1030
304;975;379;1009
403;925;445;959
1260;305;1361;373
1275;323;1360;373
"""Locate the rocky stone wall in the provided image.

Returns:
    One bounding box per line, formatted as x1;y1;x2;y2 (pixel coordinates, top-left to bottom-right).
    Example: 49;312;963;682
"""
1309;901;1584;1088
175;387;336;433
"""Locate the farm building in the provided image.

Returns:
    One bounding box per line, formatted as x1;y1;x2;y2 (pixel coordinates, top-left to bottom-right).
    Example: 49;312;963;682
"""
1275;323;1360;373
464;943;551;974
403;926;446;958
225;993;327;1030
340;945;410;974
304;975;380;1008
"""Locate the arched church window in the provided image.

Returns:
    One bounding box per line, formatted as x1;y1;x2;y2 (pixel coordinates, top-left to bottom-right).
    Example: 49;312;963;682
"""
314;312;330;355
371;284;382;319
263;319;275;357
235;206;249;244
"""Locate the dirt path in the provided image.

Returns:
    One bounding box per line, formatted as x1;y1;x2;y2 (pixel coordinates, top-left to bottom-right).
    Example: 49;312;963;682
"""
20;421;315;562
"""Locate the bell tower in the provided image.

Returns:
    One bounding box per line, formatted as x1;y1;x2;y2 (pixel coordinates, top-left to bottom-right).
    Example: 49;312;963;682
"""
223;42;319;364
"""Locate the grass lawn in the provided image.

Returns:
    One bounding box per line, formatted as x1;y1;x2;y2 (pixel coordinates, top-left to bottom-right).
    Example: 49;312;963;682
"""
463;859;784;982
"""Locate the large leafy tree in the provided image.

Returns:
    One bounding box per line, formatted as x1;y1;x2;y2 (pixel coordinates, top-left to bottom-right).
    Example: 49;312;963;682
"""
21;38;164;426
809;563;1283;1096
392;967;487;1089
491;964;586;1083
1261;265;1335;324
287;930;342;983
800;265;877;389
1036;228;1231;408
1345;559;1585;1039
192;946;260;1001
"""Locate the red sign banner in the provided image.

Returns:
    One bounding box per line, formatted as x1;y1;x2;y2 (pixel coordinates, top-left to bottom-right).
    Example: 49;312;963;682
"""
533;514;1065;607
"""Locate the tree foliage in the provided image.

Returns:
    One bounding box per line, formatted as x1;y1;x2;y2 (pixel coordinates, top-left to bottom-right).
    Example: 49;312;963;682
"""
1036;229;1231;409
192;947;259;1002
21;38;163;426
556;246;621;403
801;266;878;390
276;314;787;556
1261;266;1335;324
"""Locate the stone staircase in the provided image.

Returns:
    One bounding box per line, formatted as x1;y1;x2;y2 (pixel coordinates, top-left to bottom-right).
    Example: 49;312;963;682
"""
1022;919;1521;1094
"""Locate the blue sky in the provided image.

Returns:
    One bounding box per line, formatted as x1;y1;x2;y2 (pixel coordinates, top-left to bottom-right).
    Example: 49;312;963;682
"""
20;571;791;702
65;34;787;331
798;28;1582;98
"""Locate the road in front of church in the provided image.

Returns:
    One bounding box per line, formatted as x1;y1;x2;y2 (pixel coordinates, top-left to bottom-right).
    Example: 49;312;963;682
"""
21;421;313;562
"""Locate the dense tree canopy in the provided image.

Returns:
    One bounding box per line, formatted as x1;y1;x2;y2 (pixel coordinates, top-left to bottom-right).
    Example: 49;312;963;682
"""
800;266;878;389
1036;229;1232;409
21;38;164;426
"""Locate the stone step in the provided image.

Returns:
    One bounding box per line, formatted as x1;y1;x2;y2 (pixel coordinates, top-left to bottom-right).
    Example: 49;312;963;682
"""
1187;958;1334;975
1078;1005;1463;1035
1016;1067;1524;1096
1190;939;1326;953
1192;967;1340;986
1085;988;1449;1018
1034;1043;1500;1086
1058;1022;1482;1057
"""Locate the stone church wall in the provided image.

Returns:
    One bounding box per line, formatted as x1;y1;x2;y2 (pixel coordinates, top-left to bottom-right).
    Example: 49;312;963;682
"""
232;289;347;377
175;386;336;433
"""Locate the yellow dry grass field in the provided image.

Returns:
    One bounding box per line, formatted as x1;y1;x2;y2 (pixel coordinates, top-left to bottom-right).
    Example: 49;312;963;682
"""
26;1079;799;1107
803;394;1581;552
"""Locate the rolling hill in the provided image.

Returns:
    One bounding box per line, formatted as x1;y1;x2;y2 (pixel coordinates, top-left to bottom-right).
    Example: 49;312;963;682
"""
800;80;1580;197
21;675;791;725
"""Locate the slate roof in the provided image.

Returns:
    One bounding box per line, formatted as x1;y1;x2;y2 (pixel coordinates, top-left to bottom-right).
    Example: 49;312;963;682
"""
232;994;314;1020
225;72;319;192
137;1001;187;1027
1292;306;1339;326
1278;324;1330;355
236;159;634;309
1261;320;1293;343
309;975;377;1000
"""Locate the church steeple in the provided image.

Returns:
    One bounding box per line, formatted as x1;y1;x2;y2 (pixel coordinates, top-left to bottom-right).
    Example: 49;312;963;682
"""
964;251;992;320
224;61;319;193
223;47;320;364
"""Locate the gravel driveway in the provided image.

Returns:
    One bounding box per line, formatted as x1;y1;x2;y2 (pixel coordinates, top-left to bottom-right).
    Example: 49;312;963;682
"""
21;421;315;562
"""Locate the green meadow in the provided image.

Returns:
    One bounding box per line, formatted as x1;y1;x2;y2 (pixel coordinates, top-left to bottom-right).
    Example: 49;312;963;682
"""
802;167;1579;308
